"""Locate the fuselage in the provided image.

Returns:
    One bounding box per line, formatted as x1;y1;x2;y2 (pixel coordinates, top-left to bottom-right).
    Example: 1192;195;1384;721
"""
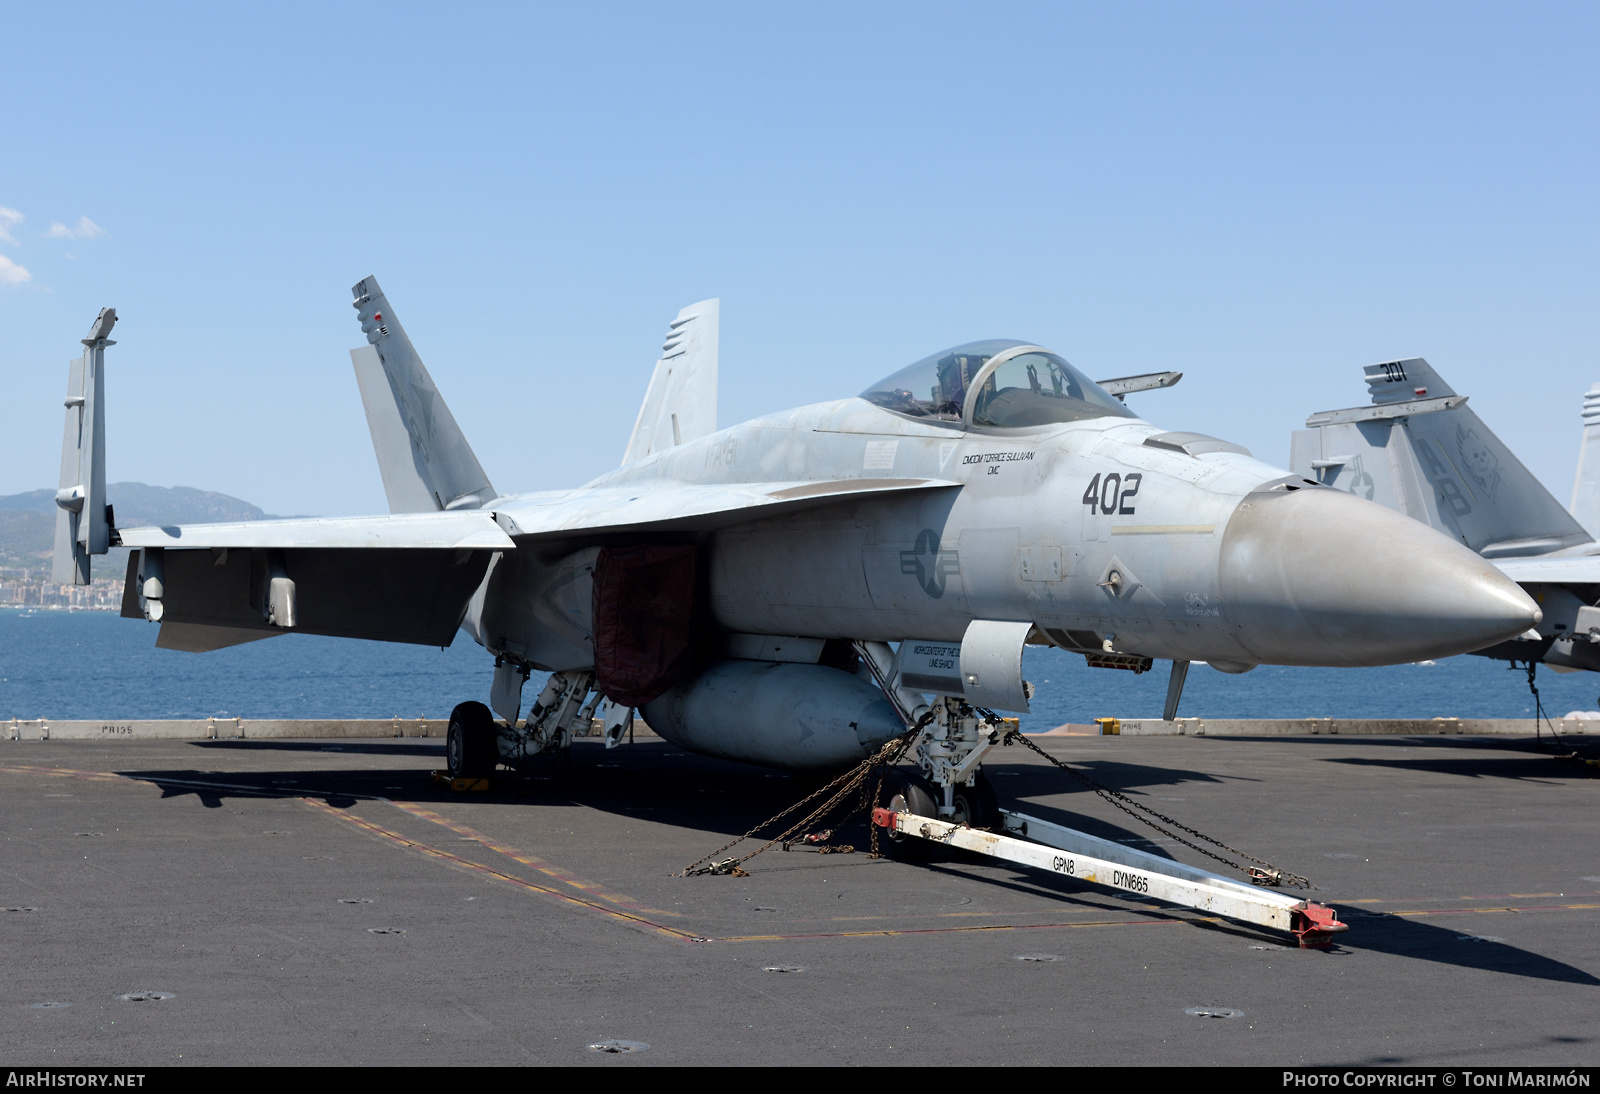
483;394;1540;672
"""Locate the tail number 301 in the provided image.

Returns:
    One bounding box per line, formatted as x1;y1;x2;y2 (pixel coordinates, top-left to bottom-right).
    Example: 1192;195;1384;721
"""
1082;473;1141;515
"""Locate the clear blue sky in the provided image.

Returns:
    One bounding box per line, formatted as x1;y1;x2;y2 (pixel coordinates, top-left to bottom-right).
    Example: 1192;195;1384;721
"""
2;2;1595;517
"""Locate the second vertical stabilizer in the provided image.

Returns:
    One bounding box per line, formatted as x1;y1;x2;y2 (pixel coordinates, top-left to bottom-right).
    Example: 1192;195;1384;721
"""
623;299;719;465
1292;357;1592;558
1570;384;1600;538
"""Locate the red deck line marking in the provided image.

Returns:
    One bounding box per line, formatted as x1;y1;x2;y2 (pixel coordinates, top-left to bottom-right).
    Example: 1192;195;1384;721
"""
385;800;674;917
298;798;702;944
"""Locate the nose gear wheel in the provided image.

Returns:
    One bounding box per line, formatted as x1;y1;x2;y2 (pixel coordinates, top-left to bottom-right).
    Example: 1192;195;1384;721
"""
879;769;940;862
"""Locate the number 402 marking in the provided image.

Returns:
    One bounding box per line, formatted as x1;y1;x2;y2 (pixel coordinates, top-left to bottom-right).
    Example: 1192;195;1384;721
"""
1082;472;1141;515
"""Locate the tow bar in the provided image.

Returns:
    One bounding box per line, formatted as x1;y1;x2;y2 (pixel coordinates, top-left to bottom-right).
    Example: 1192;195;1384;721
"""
871;805;1348;948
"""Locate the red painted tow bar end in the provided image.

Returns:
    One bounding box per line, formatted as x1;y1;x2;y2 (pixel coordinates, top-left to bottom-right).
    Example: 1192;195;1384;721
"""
1291;903;1349;949
870;807;897;828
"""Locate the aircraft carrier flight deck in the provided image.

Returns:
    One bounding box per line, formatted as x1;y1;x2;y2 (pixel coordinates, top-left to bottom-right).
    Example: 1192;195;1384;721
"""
3;730;1595;1067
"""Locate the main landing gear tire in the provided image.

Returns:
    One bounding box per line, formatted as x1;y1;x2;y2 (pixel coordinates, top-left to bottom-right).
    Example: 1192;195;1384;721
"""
878;768;941;862
447;701;498;778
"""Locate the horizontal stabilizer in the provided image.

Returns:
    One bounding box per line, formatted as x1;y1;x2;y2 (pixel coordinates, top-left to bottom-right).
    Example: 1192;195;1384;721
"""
1304;394;1467;427
350;277;495;512
624;299;718;465
1494;557;1600;585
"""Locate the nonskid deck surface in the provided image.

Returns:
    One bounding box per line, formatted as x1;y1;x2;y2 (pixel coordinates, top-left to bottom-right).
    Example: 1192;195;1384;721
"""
1;733;1596;1066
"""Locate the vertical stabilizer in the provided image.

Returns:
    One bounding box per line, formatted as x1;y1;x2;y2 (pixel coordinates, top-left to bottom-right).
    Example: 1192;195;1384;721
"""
349;277;495;512
623;298;719;465
1363;357;1457;404
1569;383;1600;538
1293;357;1592;558
52;308;115;585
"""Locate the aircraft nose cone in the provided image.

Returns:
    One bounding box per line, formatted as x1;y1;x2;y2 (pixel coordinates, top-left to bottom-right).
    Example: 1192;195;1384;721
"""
1218;485;1541;667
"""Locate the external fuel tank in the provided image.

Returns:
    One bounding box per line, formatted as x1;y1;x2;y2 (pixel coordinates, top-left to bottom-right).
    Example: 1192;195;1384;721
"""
641;660;903;771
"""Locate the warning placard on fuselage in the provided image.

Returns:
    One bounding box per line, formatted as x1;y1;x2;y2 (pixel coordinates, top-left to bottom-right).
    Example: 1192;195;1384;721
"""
897;640;964;695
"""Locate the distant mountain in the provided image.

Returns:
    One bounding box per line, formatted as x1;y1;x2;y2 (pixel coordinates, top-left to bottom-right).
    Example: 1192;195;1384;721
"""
0;512;55;563
0;484;303;573
0;483;294;526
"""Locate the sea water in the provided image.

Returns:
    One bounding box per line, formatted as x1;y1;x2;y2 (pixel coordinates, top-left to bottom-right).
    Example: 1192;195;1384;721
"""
1;609;1592;730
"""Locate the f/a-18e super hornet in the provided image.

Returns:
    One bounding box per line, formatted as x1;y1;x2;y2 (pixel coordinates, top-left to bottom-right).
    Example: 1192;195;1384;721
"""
1291;357;1600;675
53;284;1539;826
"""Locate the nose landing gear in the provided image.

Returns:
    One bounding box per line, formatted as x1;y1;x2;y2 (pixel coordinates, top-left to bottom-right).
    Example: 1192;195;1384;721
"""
878;768;940;861
878;695;1005;861
950;771;999;829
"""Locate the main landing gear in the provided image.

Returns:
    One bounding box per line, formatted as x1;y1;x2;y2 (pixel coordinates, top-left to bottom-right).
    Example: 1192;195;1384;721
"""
446;701;498;778
446;670;634;779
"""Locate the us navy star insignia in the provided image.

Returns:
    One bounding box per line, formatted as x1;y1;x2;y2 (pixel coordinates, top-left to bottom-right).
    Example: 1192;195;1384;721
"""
900;528;960;599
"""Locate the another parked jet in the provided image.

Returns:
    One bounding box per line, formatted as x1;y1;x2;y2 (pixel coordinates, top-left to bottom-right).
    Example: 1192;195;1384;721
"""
52;286;1539;823
1291;358;1600;674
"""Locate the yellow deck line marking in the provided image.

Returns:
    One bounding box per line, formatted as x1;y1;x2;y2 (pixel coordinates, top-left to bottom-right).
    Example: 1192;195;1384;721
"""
298;798;702;944
0;762;125;783
0;763;694;941
7;764;1595;942
1384;903;1600;919
1347;891;1600;905
712;900;1600;943
0;762;348;798
385;800;673;917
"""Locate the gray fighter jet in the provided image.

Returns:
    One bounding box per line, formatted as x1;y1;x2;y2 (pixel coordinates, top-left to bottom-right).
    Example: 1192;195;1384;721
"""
1291;359;1600;674
52;284;1539;822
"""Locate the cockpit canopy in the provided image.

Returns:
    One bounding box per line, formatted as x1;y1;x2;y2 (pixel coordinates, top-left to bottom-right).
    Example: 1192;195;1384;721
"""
859;339;1134;429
